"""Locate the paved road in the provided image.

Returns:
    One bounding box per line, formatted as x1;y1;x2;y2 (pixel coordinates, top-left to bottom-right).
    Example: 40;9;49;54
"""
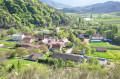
66;43;75;54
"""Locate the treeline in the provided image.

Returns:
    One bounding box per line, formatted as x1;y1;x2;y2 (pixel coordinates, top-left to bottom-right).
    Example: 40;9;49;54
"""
0;0;75;29
96;24;120;44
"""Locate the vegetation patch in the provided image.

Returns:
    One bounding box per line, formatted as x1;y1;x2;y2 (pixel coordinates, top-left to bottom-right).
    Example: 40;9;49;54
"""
90;50;120;59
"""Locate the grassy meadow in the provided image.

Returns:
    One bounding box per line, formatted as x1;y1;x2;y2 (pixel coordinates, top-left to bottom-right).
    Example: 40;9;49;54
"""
89;42;120;50
90;50;120;59
94;18;120;25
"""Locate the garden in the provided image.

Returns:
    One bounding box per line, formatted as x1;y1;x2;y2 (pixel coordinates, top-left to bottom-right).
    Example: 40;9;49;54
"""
90;50;120;60
89;42;120;50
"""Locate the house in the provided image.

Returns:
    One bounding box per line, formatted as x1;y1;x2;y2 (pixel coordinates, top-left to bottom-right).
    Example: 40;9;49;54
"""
54;27;59;33
52;44;63;51
59;37;70;46
103;37;112;42
91;33;103;40
96;48;107;52
43;33;50;38
24;33;32;38
33;35;44;42
84;18;91;21
27;52;44;61
18;43;37;48
50;53;84;63
91;33;103;42
23;37;33;43
45;36;58;42
77;34;85;41
12;33;25;41
0;44;4;47
48;41;65;50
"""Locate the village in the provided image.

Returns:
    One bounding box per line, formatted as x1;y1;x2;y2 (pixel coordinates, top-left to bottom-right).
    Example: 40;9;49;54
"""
0;27;112;66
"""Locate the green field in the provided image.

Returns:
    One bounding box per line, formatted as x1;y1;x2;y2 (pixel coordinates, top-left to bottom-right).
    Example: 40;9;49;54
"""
8;59;48;70
0;41;15;47
89;42;120;50
94;18;120;25
90;42;114;46
0;48;10;51
90;50;120;59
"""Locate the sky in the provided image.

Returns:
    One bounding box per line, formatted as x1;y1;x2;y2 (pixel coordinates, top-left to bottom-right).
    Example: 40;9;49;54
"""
52;0;120;7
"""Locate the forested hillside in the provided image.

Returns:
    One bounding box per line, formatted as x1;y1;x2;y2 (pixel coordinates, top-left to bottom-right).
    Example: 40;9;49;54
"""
0;0;72;29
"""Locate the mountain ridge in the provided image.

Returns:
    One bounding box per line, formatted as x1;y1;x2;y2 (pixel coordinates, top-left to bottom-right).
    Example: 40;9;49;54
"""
61;1;120;13
39;0;72;9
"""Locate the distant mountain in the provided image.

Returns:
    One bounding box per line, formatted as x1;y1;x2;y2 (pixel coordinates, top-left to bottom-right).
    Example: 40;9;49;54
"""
61;1;120;13
40;0;72;9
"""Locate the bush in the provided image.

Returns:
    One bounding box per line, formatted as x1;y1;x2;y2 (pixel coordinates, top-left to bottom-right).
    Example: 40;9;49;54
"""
38;58;57;66
52;49;62;53
45;52;53;57
65;60;77;67
8;52;16;59
66;42;73;48
87;57;99;65
80;63;89;69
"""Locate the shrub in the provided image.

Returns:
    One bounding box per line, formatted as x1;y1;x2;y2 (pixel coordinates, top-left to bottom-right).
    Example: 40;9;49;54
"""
65;60;77;67
66;42;73;48
8;52;16;59
87;57;99;65
38;58;57;66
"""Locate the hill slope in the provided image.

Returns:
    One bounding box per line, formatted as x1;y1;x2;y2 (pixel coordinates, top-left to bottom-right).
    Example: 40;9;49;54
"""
0;0;72;29
40;0;72;9
61;1;120;13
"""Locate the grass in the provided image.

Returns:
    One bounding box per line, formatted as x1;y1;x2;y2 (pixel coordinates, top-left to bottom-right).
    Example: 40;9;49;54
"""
0;48;10;51
8;59;47;70
90;42;114;46
90;50;120;59
0;41;15;47
89;42;120;50
94;18;120;24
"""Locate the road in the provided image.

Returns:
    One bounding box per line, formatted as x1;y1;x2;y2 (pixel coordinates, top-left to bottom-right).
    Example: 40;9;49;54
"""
66;43;75;54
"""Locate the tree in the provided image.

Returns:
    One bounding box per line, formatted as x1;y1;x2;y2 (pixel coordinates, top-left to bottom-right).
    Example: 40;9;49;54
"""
8;64;15;72
1;31;8;39
39;44;49;53
90;14;92;18
17;60;21;71
69;32;75;42
21;26;31;33
7;27;17;35
15;47;29;57
84;46;91;55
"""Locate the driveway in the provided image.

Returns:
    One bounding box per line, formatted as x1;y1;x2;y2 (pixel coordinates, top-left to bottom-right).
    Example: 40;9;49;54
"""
66;43;75;54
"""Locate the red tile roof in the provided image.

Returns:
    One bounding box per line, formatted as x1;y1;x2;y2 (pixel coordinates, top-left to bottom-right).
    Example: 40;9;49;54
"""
52;44;61;49
96;48;107;51
18;43;36;47
24;33;32;36
59;37;69;43
23;38;32;42
92;33;102;37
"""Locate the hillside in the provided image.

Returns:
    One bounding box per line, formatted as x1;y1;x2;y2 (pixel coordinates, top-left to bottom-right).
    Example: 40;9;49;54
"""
0;0;72;29
39;0;72;9
61;1;120;13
